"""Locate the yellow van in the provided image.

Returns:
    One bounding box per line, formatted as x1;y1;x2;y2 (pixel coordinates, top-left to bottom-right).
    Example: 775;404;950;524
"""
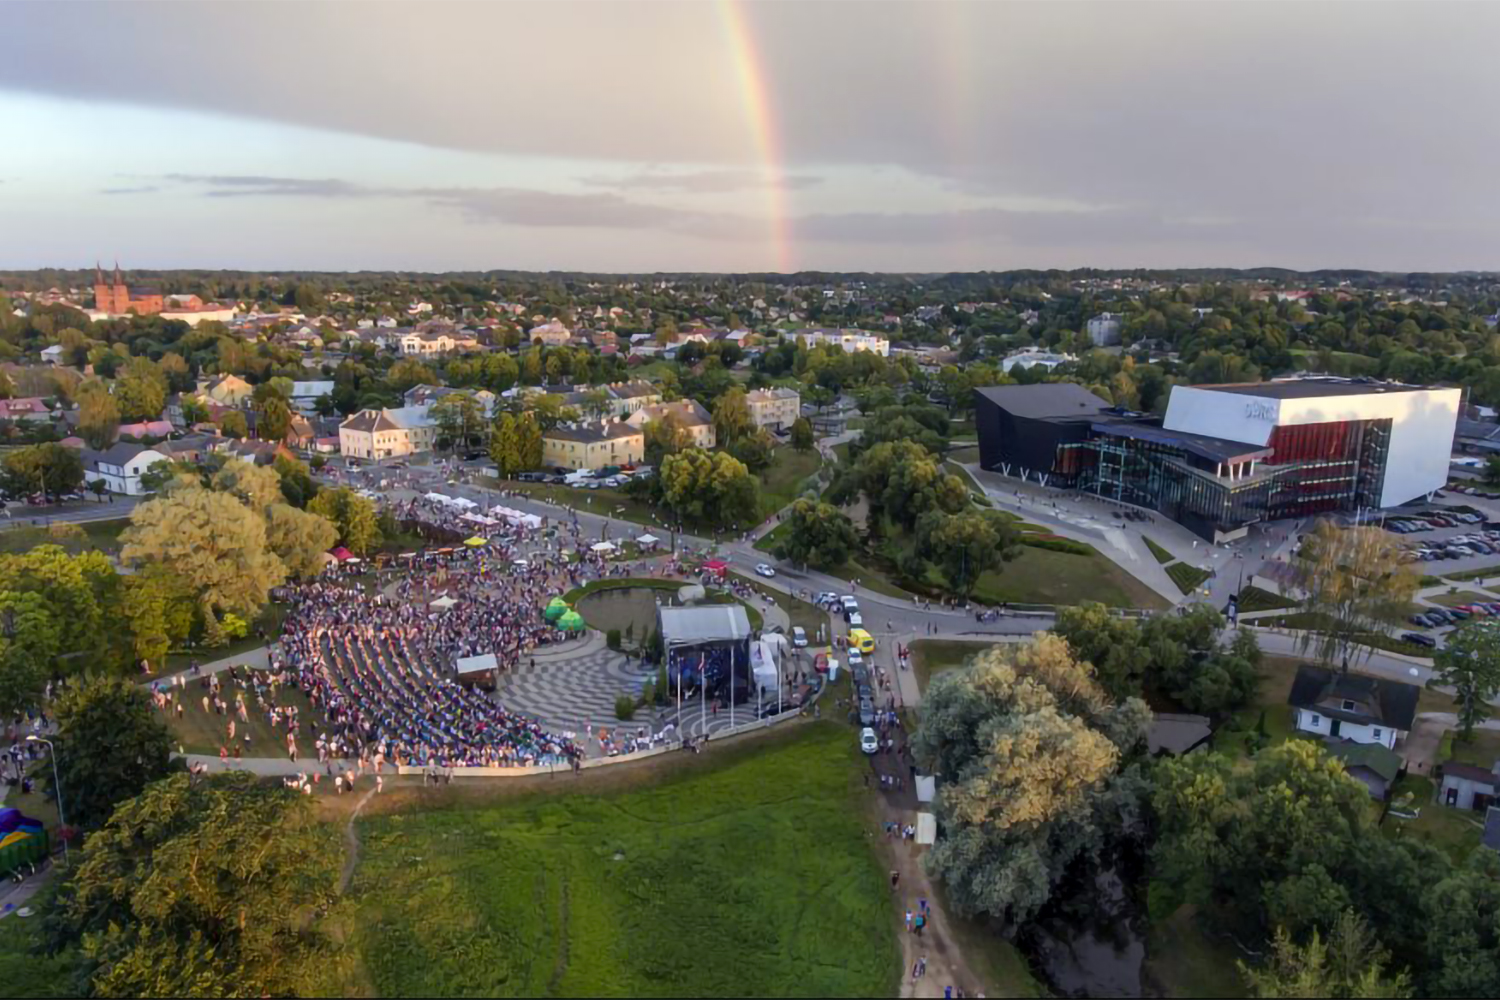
848;628;876;654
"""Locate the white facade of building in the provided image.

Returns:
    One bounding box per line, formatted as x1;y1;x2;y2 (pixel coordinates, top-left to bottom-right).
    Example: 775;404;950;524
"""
1163;381;1461;508
1086;313;1123;346
796;329;890;356
1294;708;1398;750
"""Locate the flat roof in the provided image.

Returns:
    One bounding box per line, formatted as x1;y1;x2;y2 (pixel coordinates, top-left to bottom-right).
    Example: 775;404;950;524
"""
1093;419;1273;464
974;383;1110;421
1193;378;1433;400
659;605;751;645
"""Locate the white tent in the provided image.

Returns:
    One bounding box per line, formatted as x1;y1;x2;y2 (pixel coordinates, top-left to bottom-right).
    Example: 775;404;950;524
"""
637;533;660;545
591;541;617;553
914;775;936;804
455;652;498;676
489;505;543;529
450;496;478;510
462;512;499;526
915;812;936;846
429;595;459;610
424;492;454;505
751;638;780;694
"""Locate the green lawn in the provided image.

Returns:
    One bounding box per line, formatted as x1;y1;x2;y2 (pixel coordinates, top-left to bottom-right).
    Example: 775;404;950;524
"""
910;638;997;693
1425;589;1492;608
752;519;792;554
759;447;822;514
1166;561;1213;595
161;667;323;758
1214;655;1303;756
336;724;899;997
1144;536;1174;565
0;516;132;556
1437;566;1500;584
1235;585;1298;613
967;544;1169;610
1447;728;1500;768
1249;613;1433;658
1383;775;1484;862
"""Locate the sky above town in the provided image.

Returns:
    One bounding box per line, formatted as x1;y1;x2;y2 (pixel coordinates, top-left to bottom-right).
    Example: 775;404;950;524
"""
3;1;1497;274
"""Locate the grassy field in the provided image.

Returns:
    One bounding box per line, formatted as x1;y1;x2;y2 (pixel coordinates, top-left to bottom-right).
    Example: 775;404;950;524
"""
910;638;998;693
1144;536;1174;565
161;668;323;757
0;516;132;555
1235;585;1298;613
1436;566;1500;584
336;724;899;997
1214;655;1302;756
1249;613;1433;658
1383;774;1486;861
759;447;822;514
1165;561;1213;595
967;544;1169;610
1425;589;1492;608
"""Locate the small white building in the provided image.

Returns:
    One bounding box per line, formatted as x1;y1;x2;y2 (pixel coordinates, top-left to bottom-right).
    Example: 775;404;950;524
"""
1287;664;1419;750
82;443;169;496
1086;312;1124;347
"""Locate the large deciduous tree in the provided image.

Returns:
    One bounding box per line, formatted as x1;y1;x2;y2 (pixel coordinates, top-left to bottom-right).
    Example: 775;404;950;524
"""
43;772;340;998
1431;619;1500;742
113;358;168;423
916;509;1020;597
776;498;858;569
49;674;177;831
912;637;1150;923
711;386;755;446
75;379;120;450
308;486;381;555
1240;909;1412;999
264;503;339;579
2;443;84;501
1291;520;1417;672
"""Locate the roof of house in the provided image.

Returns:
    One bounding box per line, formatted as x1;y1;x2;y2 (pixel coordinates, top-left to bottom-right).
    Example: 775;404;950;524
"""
746;387;800;403
1328;740;1403;783
974;383;1112;422
633;399;711;427
1287;664;1420;732
1441;762;1498;786
0;397;50;415
545;421;642;444
340;409;402;434
609;381;660;399
86;442;166;468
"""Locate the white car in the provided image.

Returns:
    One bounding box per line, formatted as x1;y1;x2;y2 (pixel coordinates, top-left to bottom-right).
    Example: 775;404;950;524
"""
755;563;776;578
847;612;863;628
847;648;863;668
791;626;808;647
860;727;879;755
816;592;839;606
840;595;859;611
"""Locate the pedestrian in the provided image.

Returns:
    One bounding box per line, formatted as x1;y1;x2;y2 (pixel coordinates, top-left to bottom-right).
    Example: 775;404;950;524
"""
905;909;913;932
890;869;900;890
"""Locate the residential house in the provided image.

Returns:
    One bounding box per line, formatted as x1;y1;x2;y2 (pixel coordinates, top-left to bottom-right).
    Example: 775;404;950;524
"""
1287;664;1420;749
1440;761;1500;811
398;329;479;357
81;442;169;496
115;419;175;440
338;405;438;460
289;380;335;415
604;380;663;417
528;320;572;346
285;414;317;450
541;420;645;471
0;397;53;423
745;387;801;431
202;374;254;407
214;438;296;466
1086;312;1124;347
1328;741;1404;800
627;399;716;449
402;384;497;415
795;328;890;356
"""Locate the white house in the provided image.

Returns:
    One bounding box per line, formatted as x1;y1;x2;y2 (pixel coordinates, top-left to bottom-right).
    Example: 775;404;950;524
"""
1287;664;1420;750
1086;312;1124;346
82;443;169;496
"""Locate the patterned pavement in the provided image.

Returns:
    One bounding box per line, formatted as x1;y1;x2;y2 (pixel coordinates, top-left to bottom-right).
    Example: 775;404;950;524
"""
492;631;657;736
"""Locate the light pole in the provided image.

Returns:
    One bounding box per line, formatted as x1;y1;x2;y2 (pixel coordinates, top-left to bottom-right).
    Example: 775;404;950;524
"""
26;735;68;864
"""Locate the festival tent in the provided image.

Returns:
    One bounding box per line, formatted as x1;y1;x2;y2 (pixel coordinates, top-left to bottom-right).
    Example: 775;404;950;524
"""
557;610;586;631
455;653;498;677
750;638;780;694
461;512;499;527
544;597;570;622
590;541;617;553
429;596;459;610
489;505;543;529
424;492;455;505
915;775;937;804
702;559;728;580
637;533;659;546
464;536;488;547
329;546;355;562
450;496;478;510
915;812;937;846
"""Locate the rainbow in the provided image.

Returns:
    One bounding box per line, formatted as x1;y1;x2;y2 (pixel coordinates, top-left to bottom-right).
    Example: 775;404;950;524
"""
715;0;793;273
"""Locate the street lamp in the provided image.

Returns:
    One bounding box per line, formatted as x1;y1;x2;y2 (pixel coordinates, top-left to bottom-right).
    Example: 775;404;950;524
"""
26;735;68;864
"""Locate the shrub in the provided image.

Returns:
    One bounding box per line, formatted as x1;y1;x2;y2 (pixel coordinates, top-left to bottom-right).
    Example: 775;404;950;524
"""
221;612;249;640
1021;535;1092;556
655;664;669;705
607;628;622;651
614;695;636;721
639;679;656;706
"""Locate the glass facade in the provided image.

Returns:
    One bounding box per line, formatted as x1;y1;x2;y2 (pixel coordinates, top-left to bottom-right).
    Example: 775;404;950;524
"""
1053;417;1396;540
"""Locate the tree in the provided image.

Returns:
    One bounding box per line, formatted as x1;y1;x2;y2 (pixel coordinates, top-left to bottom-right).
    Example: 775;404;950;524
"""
776;499;858;569
254;393;292;442
120;564;195;669
121;487;286;615
912;637;1150;923
431;393;485;452
385;358;439;394
272;454;318;508
643;411;691;465
2;443;84;501
265;503;338;579
790;416;815;452
75;379;120;450
712;386;755;446
1485;454;1500;488
48;674;177;831
114;358;168;423
1432;619;1500;742
218;410;248;439
308;486;381;556
88;478;108;502
1291;521;1418;672
659;448;760;527
1241;909;1411;999
488;412;523;477
1420;852;1500;998
917;509;1020;597
0;590;61;717
210;459;283;511
516;411;544;470
43;772;339;998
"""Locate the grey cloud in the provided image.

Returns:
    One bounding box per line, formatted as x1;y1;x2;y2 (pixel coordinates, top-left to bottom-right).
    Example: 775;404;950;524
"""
101;185;160;195
162;174;363;198
578;169;823;194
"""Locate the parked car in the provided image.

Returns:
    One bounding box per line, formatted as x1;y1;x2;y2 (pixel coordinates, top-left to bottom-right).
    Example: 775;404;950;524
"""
847;648;863;669
858;698;876;726
847;611;863;627
754;563;777;578
1402;632;1438;648
860;727;879;754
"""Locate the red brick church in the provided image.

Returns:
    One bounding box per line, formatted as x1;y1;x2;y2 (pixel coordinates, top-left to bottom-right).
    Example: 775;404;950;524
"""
93;262;164;316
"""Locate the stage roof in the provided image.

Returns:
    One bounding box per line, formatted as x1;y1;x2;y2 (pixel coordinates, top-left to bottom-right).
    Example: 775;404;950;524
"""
659;605;752;646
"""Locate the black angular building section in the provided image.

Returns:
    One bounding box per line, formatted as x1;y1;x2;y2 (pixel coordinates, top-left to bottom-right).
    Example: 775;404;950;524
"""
973;384;1109;482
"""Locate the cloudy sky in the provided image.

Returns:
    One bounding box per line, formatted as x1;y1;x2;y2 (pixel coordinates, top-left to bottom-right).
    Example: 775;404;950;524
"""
3;1;1497;273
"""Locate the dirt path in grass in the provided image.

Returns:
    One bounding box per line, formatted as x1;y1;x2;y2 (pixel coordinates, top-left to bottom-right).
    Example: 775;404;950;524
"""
863;740;980;998
337;787;377;895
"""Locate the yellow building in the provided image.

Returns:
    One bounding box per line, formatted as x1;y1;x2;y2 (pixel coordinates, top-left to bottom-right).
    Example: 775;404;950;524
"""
542;420;645;471
626;399;716;449
745;387;801;431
